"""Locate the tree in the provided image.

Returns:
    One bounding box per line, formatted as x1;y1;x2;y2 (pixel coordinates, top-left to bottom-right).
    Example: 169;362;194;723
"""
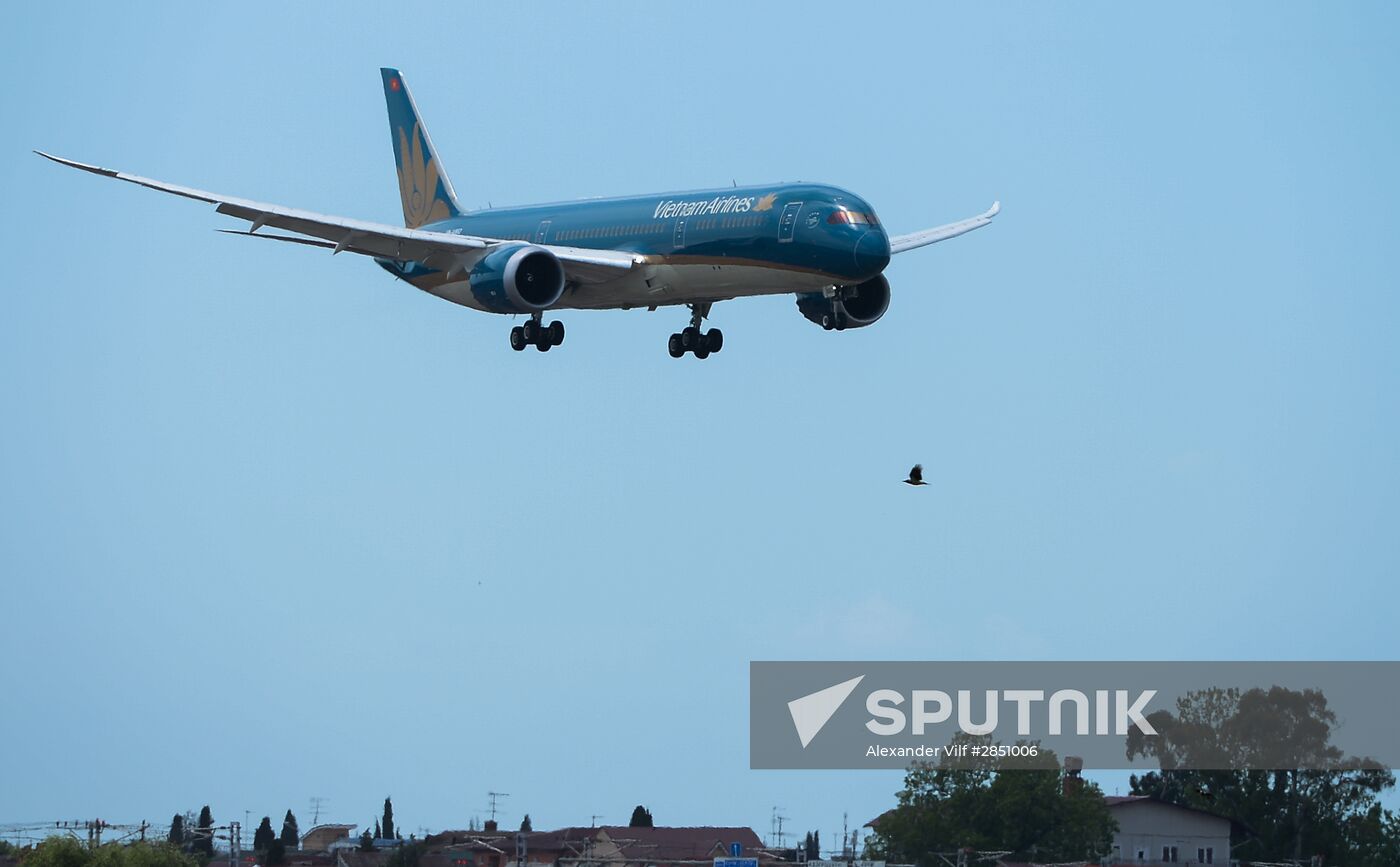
23;836;89;867
382;798;396;842
1345;804;1400;867
802;831;820;861
866;734;1114;865
1127;685;1397;865
27;837;201;867
519;815;533;833
193;807;215;858
374;821;382;840
266;841;286;867
359;831;375;852
253;817;276;855
280;811;299;850
167;816;185;847
628;806;653;828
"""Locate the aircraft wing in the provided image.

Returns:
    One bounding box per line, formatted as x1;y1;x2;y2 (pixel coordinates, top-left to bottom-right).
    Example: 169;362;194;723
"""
34;151;638;283
888;201;1000;254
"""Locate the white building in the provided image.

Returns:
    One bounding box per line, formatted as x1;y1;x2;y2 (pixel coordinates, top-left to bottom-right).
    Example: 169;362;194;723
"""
1105;796;1232;866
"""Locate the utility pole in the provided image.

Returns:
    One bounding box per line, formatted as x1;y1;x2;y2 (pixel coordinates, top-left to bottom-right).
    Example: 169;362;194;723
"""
231;822;241;867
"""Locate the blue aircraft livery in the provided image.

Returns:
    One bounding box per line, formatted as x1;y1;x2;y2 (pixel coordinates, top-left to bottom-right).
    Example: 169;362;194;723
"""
37;68;999;359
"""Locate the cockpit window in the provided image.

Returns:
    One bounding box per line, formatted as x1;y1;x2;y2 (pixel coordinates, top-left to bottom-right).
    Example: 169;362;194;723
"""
827;208;879;226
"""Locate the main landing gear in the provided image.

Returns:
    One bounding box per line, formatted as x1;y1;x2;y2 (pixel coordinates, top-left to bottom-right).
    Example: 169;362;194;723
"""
667;302;723;360
510;314;565;352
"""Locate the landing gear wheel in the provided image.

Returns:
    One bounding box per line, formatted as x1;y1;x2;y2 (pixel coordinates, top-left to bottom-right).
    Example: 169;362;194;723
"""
835;312;849;330
668;303;723;358
821;313;835;330
547;320;565;346
522;319;539;344
509;326;526;351
535;338;551;352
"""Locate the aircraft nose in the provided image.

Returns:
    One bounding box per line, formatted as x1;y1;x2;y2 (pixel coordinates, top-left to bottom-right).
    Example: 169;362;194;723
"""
854;230;891;276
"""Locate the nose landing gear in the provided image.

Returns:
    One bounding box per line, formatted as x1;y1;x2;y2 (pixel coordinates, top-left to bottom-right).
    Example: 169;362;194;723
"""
820;287;851;330
667;302;723;359
510;314;565;352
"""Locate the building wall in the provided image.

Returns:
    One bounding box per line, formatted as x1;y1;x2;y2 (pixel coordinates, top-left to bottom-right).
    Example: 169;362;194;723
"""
304;828;355;852
1109;802;1230;865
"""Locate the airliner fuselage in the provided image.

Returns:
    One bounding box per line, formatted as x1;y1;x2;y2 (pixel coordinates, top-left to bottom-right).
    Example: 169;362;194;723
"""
382;182;891;313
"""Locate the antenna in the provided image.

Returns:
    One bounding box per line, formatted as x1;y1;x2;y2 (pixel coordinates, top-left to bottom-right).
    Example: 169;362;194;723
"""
487;792;510;823
770;807;788;848
309;798;328;826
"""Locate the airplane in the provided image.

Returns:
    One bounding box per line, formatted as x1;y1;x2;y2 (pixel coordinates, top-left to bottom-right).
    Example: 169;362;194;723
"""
37;68;999;359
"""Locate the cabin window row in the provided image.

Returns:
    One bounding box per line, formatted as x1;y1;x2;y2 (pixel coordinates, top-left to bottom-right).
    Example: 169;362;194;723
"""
549;215;769;243
556;224;667;242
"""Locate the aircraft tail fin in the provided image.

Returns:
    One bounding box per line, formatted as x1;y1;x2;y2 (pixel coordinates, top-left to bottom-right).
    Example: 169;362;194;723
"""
381;67;464;228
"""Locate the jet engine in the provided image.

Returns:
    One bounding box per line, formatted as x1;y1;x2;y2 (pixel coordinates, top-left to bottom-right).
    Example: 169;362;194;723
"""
468;243;566;313
796;274;891;330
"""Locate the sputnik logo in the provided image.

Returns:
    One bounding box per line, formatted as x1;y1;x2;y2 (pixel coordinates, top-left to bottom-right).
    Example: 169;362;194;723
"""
788;675;864;748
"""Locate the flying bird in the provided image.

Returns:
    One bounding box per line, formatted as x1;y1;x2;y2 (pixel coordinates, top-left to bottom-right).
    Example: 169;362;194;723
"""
903;464;928;486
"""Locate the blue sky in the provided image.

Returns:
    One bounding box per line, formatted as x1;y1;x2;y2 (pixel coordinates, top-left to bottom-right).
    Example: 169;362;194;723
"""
3;0;1399;846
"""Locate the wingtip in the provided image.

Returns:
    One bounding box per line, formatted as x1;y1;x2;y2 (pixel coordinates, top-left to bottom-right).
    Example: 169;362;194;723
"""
986;200;1001;218
33;149;82;169
31;150;116;177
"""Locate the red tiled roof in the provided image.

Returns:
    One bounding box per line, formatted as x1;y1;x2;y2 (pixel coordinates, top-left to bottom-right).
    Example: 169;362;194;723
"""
426;828;596;851
596;827;765;861
423;826;766;865
337;851;393;867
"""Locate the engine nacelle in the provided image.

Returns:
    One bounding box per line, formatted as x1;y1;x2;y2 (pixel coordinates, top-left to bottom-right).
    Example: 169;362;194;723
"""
468;243;566;313
796;274;891;330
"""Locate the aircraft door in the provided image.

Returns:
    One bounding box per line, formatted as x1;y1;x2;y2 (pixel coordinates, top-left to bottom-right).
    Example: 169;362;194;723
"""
778;202;804;243
534;220;551;243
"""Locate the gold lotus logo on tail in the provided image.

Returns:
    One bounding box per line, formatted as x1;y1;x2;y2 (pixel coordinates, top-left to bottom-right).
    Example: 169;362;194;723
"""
754;192;778;212
397;121;452;228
